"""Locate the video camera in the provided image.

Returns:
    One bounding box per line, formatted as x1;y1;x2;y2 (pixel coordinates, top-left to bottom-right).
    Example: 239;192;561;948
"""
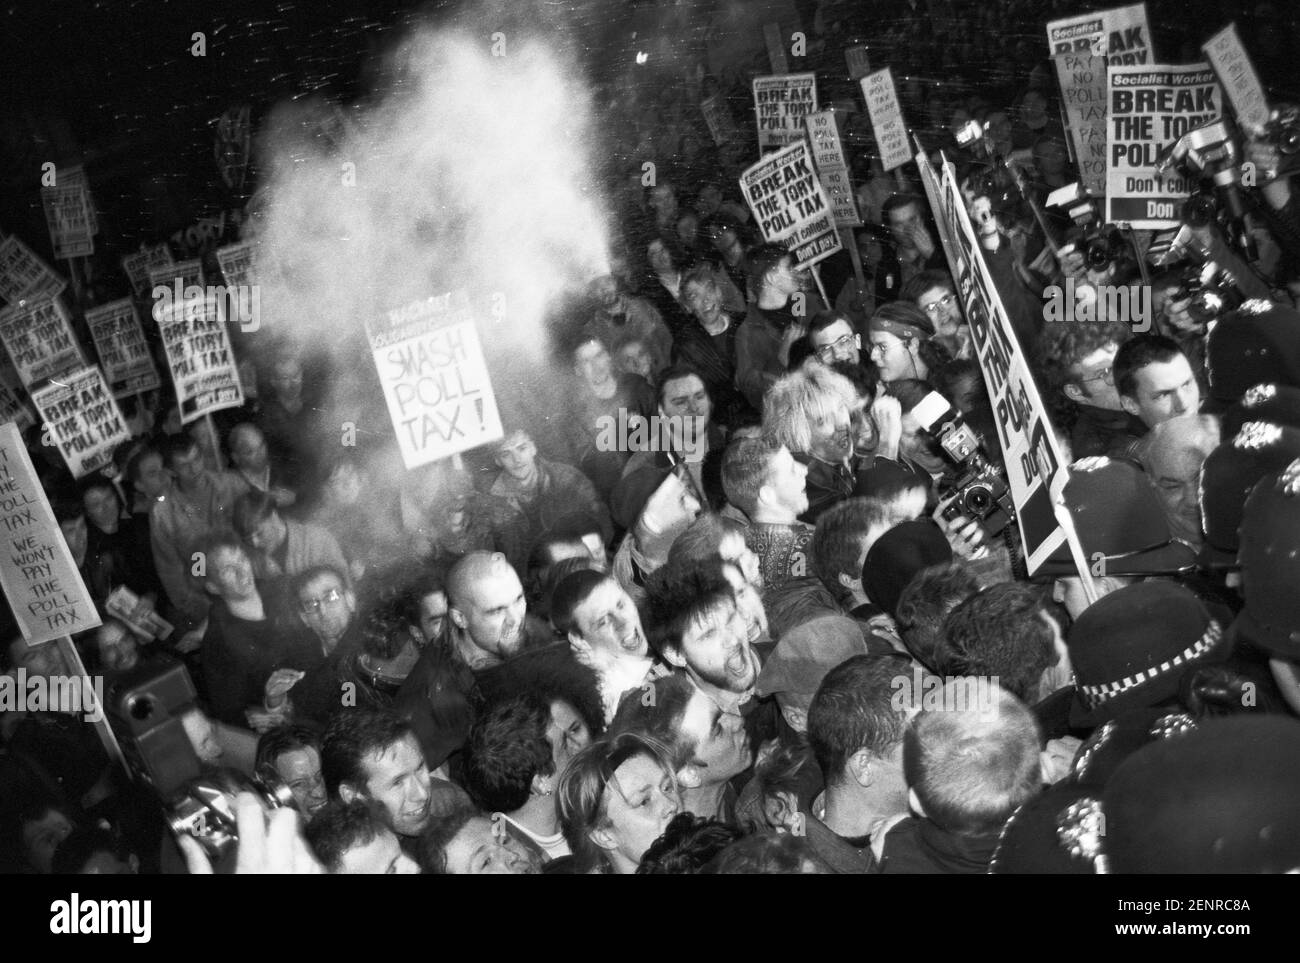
107;658;292;867
911;390;1015;538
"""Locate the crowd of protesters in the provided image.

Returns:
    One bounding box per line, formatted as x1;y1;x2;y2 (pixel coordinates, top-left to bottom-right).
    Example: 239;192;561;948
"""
5;0;1300;875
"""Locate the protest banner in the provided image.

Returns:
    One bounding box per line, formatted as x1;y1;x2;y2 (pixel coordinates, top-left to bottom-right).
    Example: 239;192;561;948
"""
85;298;162;398
752;73;818;153
0;423;102;643
860;68;911;171
700;94;740;147
31;365;130;480
122;243;175;297
739;141;843;269
215;240;256;289
1046;2;1151;64
763;22;790;75
149;257;204;294
0;296;88;390
1203;23;1269;134
0;236;66;306
1054;52;1109;198
0;359;34;431
365;292;505;470
40;168;96;260
805;110;861;227
845;45;871;81
1106;64;1221;228
153;292;245;424
59;165;98;235
915;149;1072;575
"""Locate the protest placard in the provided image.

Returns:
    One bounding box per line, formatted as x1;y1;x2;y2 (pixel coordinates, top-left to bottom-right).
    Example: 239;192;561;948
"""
752;73;818;153
59;166;98;235
805;110;861;227
1046;2;1151;64
215;240;256;289
845;45;871;81
916;150;1071;574
739;141;842;267
1203;23;1269;134
763;23;790;74
1054;52;1109;198
365;292;504;470
0;296;88;390
0;359;34;431
1106;64;1221;228
121;243;175;297
0;236;66;306
860;68;911;171
85;298;162;398
700;94;740;146
0;423;102;643
40;168;96;260
149;257;204;294
31;365;130;480
153;292;245;424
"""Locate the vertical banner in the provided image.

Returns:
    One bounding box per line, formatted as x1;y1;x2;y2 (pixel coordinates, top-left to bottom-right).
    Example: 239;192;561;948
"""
0;423;102;643
701;94;740;147
1106;64;1221;228
763;23;790;74
0;296;88;390
916;151;1070;573
752;73;819;153
153;293;245;424
1203;23;1270;133
0;359;35;431
0;236;66;306
1046;3;1152;64
1054;52;1109;198
85;299;162;398
739;141;843;267
805;110;862;227
40;171;96;260
861;68;911;171
364;292;505;470
121;244;175;298
31;366;130;479
845;45;871;81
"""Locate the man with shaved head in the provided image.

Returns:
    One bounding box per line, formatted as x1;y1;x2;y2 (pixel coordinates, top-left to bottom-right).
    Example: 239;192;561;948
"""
228;422;297;509
1138;413;1220;547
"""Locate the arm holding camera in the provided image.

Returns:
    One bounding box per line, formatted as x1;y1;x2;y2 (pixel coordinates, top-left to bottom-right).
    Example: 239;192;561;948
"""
178;792;324;875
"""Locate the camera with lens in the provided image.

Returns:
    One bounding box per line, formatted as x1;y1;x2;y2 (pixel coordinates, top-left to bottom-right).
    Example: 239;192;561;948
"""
1259;104;1300;180
1045;182;1123;271
911;390;1015;537
107;657;292;869
1155;118;1257;262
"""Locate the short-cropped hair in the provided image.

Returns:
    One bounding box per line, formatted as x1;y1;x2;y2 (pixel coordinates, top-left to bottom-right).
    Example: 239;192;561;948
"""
666;512;748;569
811;498;892;600
1113;333;1185;399
720;436;779;517
255;725;322;776
894;563;987;670
708;831;830;874
304;800;387;872
903;683;1042;835
808;653;914;785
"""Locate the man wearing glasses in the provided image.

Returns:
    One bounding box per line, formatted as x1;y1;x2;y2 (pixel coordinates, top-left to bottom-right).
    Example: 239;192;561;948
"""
901;270;973;361
1034;320;1142;461
807;312;864;368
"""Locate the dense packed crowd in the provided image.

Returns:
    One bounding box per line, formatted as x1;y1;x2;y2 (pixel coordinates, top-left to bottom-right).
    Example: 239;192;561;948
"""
4;0;1300;875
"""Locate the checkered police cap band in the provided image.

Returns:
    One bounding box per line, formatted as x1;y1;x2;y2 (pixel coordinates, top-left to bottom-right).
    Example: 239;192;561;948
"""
1078;621;1223;710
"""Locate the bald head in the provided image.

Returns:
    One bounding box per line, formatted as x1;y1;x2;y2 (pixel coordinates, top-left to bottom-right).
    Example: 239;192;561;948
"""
1140;413;1220;546
446;552;528;661
229;423;269;472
